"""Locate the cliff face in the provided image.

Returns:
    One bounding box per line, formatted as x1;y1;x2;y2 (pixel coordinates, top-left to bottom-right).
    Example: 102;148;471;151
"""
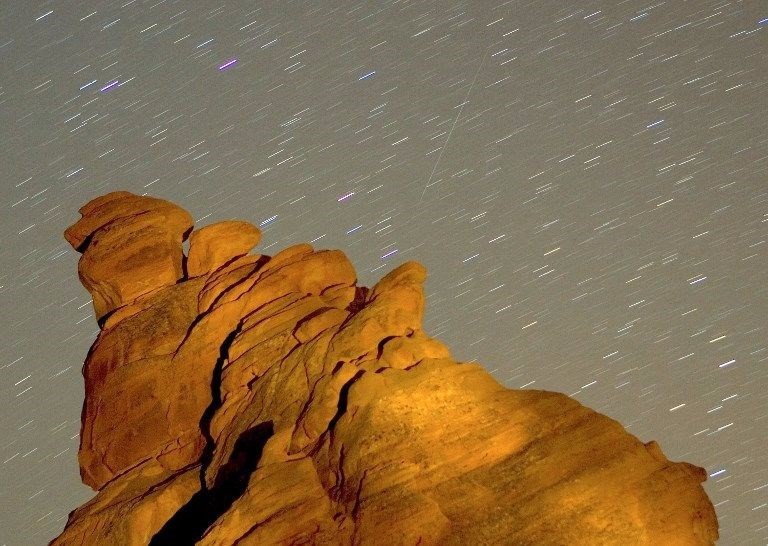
52;191;719;545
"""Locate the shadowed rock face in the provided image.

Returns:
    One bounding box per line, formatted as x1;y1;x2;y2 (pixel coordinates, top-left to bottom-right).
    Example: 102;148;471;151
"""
52;191;719;546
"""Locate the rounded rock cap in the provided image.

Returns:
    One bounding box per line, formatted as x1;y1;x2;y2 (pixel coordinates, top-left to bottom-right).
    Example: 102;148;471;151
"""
186;220;262;277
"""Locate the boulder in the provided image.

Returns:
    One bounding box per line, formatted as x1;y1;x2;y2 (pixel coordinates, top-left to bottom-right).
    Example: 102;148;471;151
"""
64;191;193;320
186;220;262;278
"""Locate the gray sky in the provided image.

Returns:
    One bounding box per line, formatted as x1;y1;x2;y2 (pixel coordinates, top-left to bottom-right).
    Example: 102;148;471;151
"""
1;1;766;544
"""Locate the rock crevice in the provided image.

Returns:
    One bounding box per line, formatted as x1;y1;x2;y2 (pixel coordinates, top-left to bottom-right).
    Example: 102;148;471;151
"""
149;421;274;546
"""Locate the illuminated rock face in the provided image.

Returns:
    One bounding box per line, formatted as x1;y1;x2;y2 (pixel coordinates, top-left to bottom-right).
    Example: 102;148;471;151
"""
52;192;719;546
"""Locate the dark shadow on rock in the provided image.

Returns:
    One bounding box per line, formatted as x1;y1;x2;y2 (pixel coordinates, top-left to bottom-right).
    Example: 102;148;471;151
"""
345;286;369;315
327;370;365;433
149;421;274;545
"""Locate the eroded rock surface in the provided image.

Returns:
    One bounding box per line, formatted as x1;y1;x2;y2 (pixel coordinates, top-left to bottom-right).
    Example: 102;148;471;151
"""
186;220;262;278
63;191;193;321
52;192;719;545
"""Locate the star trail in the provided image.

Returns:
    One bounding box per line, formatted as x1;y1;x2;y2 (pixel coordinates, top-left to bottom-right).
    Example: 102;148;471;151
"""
1;1;766;544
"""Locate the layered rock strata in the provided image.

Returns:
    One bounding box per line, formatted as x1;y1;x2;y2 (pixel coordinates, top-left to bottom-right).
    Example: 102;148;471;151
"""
52;192;719;545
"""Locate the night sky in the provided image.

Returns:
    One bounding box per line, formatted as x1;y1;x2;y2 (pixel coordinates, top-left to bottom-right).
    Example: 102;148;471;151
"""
2;1;767;544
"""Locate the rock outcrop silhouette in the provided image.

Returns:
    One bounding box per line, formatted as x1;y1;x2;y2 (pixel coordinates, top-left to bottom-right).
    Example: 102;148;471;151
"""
52;192;719;545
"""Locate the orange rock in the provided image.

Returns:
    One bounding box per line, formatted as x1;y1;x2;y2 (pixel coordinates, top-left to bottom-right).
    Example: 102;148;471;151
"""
186;220;262;278
77;279;208;490
65;191;193;320
52;193;719;546
64;191;192;251
50;459;200;546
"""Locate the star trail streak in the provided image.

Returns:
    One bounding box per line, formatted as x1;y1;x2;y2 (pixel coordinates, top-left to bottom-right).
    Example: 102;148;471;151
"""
1;1;766;544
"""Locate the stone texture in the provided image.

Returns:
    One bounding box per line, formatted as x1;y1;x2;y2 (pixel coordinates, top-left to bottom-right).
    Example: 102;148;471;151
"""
52;458;200;546
64;191;193;321
186;220;262;278
52;192;719;546
76;277;210;490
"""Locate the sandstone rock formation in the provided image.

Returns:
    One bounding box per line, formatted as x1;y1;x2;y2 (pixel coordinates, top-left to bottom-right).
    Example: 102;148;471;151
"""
52;192;719;545
63;191;194;321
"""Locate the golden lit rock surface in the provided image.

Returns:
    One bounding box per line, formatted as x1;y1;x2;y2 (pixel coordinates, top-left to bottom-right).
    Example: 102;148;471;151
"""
186;220;262;278
64;191;193;321
52;192;718;545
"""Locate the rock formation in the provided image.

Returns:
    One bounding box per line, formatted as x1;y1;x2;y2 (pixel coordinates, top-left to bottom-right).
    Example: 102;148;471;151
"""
51;191;719;545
